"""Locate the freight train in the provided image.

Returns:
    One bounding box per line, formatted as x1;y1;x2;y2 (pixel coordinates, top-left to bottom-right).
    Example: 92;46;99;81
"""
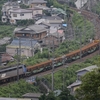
0;40;99;83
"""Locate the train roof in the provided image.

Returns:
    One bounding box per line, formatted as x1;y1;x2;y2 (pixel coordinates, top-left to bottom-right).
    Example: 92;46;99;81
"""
0;65;24;73
0;65;25;80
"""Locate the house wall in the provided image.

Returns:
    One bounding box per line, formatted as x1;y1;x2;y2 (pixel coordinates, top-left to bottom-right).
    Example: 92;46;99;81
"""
43;36;59;46
6;47;34;57
15;31;47;40
10;12;33;20
32;9;42;16
29;3;46;8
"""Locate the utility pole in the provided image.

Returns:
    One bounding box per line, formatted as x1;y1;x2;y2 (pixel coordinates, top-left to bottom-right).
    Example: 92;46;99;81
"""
17;48;19;82
51;58;54;91
31;35;33;57
62;55;66;90
51;40;55;91
78;28;82;59
19;37;21;62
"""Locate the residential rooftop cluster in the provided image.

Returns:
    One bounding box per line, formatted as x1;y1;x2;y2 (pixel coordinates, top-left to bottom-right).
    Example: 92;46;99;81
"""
1;0;67;65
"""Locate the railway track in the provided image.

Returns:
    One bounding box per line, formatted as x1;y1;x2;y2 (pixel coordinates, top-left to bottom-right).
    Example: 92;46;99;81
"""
1;7;100;86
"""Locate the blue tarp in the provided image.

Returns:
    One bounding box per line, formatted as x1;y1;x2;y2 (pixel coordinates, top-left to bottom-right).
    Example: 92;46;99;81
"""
62;24;67;27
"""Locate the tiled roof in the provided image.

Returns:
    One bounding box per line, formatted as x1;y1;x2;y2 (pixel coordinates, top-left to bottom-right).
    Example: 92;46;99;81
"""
2;53;13;63
14;25;47;34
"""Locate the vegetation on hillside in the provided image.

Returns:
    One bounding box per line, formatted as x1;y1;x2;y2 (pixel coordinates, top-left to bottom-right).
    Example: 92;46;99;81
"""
39;89;75;100
0;80;39;98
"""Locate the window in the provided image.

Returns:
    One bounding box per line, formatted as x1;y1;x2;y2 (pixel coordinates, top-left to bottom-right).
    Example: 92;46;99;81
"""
20;13;24;16
13;14;17;17
3;18;5;21
35;34;39;38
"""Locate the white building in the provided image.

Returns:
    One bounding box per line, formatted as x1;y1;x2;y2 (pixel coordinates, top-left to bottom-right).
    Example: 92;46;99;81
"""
6;38;41;57
8;8;33;24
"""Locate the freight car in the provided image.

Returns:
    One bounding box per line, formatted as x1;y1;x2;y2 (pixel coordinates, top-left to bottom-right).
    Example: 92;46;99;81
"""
27;40;99;73
0;40;99;84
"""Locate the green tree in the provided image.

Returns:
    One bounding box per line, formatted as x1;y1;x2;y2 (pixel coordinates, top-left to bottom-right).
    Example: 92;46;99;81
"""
75;68;100;100
58;89;75;100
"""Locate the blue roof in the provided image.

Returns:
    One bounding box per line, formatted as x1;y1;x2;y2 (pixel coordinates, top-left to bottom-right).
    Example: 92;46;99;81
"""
10;38;37;48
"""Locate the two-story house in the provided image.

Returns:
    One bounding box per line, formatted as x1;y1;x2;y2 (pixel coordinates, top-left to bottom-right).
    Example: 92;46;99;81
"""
6;38;40;57
2;1;20;23
14;24;48;41
67;65;98;95
8;8;33;24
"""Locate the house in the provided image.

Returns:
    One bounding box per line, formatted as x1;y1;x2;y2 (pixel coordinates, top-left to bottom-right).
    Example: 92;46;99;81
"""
42;29;65;47
14;25;47;41
22;0;47;7
8;8;33;24
35;16;64;28
6;38;41;57
67;65;98;95
1;1;20;23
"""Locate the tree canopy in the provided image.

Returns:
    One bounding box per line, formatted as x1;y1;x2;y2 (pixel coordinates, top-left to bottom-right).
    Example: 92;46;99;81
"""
39;89;75;100
75;68;100;100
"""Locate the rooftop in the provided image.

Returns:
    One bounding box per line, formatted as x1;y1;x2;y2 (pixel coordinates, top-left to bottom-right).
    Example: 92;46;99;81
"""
67;80;81;88
76;65;98;73
30;0;47;4
14;24;47;34
10;8;32;13
7;38;38;49
22;93;42;98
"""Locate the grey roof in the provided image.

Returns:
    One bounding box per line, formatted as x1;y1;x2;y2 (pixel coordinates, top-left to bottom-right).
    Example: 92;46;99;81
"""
34;5;49;10
76;65;98;73
42;16;63;21
7;38;38;49
4;2;19;6
10;9;32;13
36;16;64;24
67;80;82;89
22;93;42;98
0;98;31;100
14;25;47;34
30;0;47;4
